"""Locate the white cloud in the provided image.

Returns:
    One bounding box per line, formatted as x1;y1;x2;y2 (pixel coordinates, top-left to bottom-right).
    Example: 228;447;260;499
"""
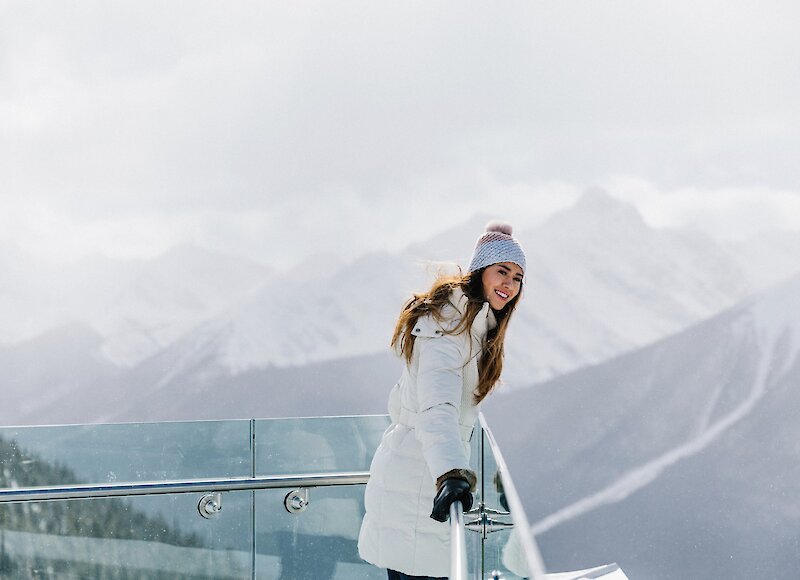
0;200;188;262
4;174;796;268
0;174;578;266
2;1;799;263
3;0;800;208
599;175;800;240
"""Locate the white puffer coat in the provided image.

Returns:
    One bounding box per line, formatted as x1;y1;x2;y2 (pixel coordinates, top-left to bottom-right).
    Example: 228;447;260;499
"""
358;288;497;577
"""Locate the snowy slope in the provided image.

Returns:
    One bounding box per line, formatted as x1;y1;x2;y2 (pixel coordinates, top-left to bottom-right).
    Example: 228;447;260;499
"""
88;245;271;366
0;191;778;384
483;272;800;579
0;243;271;367
6;190;800;428
101;348;402;424
503;189;751;384
212;250;425;371
0;323;122;426
170;190;755;383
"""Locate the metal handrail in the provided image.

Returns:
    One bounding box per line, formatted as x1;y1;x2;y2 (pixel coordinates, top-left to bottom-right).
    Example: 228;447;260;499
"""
0;471;370;504
449;500;468;580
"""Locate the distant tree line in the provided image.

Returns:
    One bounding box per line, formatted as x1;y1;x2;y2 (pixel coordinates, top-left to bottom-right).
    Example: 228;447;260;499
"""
0;436;233;579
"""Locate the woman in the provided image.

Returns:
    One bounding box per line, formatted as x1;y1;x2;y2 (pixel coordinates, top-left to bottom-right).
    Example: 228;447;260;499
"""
358;221;526;579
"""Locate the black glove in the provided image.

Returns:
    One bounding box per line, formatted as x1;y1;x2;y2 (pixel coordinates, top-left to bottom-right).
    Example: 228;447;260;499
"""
498;491;509;512
430;477;473;522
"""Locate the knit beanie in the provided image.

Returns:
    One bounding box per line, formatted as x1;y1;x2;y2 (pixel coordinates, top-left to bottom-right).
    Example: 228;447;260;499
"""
467;221;527;274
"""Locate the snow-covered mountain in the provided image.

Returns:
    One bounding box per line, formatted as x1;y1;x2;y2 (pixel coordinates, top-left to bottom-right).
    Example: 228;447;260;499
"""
4;189;800;427
502;188;752;384
483;272;800;579
214;250;426;372
0;323;121;426
125;190;760;386
89;244;271;366
0;243;272;364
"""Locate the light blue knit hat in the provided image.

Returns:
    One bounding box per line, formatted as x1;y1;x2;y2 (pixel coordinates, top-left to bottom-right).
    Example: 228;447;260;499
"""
467;221;526;274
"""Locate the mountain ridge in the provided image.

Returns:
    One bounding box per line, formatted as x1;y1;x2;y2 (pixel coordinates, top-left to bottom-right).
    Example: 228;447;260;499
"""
483;271;800;579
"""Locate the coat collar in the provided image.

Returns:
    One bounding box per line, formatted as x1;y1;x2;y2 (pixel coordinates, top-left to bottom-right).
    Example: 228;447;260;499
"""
409;287;498;340
449;287;498;340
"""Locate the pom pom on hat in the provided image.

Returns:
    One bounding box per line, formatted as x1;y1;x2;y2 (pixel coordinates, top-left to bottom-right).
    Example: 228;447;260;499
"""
467;220;526;274
485;220;513;236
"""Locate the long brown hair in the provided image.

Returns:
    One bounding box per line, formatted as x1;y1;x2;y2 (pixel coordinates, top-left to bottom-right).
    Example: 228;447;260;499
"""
390;267;522;404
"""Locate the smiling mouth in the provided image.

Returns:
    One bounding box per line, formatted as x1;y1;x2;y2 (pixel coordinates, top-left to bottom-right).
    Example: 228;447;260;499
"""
494;289;509;300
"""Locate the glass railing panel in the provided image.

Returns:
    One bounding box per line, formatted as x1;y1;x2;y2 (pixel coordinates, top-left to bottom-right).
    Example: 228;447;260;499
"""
0;491;253;579
254;415;390;476
465;425;528;580
0;420;252;485
470;426;528;579
478;415;628;580
254;484;382;579
476;414;555;580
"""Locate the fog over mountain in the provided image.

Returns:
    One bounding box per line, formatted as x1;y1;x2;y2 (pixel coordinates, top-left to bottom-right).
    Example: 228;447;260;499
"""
0;243;270;359
0;244;143;344
2;189;799;427
726;229;800;290
0;323;121;424
483;272;800;579
91;244;271;366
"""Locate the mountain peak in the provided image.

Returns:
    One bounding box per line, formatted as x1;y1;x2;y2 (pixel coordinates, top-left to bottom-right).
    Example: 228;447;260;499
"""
575;185;625;210
542;187;647;234
574;187;635;214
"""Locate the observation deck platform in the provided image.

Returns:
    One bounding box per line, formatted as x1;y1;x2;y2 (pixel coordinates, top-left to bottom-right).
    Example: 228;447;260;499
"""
0;414;626;579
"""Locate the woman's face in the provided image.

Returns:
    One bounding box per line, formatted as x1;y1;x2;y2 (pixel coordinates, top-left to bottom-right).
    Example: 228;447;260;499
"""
481;262;524;311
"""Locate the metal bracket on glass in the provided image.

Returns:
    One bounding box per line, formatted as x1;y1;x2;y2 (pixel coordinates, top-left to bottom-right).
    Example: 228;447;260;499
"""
465;502;513;539
284;488;310;514
488;571;505;580
198;493;222;519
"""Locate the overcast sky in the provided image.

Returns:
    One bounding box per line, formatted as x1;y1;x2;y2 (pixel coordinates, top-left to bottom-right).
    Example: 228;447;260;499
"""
2;0;799;268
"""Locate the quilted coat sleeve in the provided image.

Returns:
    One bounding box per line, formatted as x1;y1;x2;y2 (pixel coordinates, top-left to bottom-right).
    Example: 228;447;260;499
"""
413;332;471;481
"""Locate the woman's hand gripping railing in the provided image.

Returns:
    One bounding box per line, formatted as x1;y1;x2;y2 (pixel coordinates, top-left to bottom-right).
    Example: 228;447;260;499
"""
449;500;468;580
431;475;473;578
430;474;473;579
